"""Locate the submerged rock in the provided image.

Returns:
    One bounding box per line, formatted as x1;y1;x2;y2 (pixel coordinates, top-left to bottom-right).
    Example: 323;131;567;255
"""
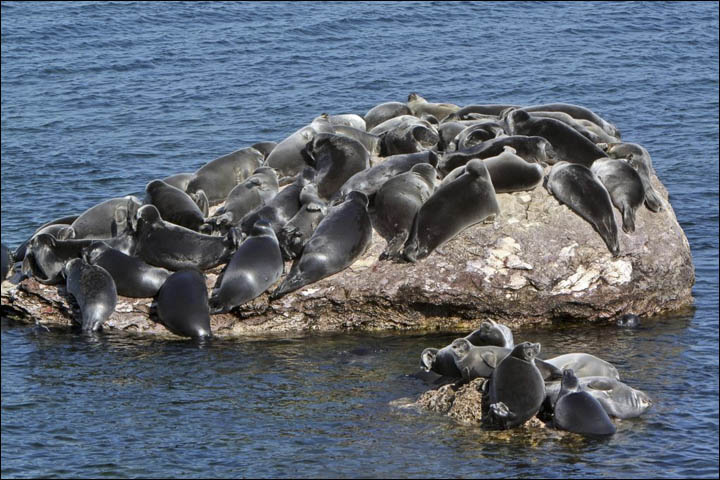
1;169;693;338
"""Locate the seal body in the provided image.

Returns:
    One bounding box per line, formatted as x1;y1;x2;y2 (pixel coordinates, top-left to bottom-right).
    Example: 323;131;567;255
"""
333;125;382;156
303;133;370;200
381;121;439;156
590;158;645;233
144;179;205;231
482;146;544;193
83;241;171;298
270;191;372;300
134;205;237;271
451;122;506;151
209;221;284;314
266;117;334;179
71;196;141;240
488;342;546;429
364;102;412;131
402;159;499;262
465;319;514;348
450;338;510;380
601;142;664;212
156;269;211;338
162;172;194;191
507;110;607;167
64;258;117;332
546;162;620;256
336;150;437;202
207;166;279;230
22;234;96;285
407;93;459;121
13;214;79;262
186;147;264;205
439;135;556;174
239;168;313;237
545;376;652;419
552;369;617;436
521;103;621;138
420;344;462;378
544;352;620;379
277;184;328;260
373;163;437;260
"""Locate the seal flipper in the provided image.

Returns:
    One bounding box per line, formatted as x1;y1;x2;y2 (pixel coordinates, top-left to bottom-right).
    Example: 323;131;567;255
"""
621;202;637;233
643;188;663;212
536;358;563;381
489;401;518;429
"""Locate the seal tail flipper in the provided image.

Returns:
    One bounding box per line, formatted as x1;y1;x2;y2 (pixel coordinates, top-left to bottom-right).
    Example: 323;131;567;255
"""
643;188;663;212
489;402;517;429
380;234;408;261
269;269;307;301
621;205;636;233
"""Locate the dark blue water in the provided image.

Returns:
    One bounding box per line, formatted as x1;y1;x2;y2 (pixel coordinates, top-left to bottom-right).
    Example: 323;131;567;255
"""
2;2;718;477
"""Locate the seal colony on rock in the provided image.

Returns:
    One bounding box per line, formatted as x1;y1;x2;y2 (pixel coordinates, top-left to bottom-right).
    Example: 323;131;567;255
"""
2;93;686;339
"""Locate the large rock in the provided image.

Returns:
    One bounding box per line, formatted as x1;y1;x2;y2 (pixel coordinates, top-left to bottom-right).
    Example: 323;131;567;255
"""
1;170;694;337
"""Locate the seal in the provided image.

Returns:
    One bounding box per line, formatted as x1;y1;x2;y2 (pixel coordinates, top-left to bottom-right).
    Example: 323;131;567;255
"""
266;116;335;179
544;352;619;379
83;241;171;298
189;189;209;217
526;111;617;144
250;141;278;160
332;125;382;156
13;214;79;262
64;257;117;332
144;179;206;231
22;234;98;285
209;220;284;314
420;343;462;378
450;338;512;381
206;166;279;231
335;150;438;202
316;113;366;131
2;243;13;281
406;93;460;121
155;269;212;338
487;342;546;429
364;101;412;132
302;133;370;200
436;121;471;152
450;121;506;151
368;115;433;136
239;167;314;237
162;172;194;191
552;369;617;436
373;163;437;260
600;142;664;212
590;158;644;233
482;146;544;193
277;184;328;260
545;375;652;419
439;135;556;175
70;195;141;240
546;162;620;256
447;104;519;120
402;159;499;262
381;121;439;156
521;103;621;139
506;109;607;168
186;147;265;205
134;205;238;271
465;319;514;348
270;191;372;300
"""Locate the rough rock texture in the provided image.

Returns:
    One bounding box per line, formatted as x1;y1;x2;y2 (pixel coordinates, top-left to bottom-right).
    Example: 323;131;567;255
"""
1;171;694;338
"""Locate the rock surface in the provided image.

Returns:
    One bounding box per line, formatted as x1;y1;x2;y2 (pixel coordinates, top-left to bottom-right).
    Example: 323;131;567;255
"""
1;170;694;338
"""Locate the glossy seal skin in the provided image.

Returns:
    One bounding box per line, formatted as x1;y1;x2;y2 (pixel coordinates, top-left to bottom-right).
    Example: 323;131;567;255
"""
552;369;617;437
70;195;141;240
134;205;238;271
590;158;645;233
482;146;544;193
544;352;620;379
465;319;514;348
209;220;284;314
363;101;412;131
303;133;370;200
544;375;652;419
144;179;206;231
206;166;279;231
266;116;335;179
373;163;437;260
521;103;621;138
186;147;264;205
156;269;212;338
487;342;546;429
22;234;97;285
439;135;556;175
13;214;79;262
83;241;171;298
546;162;620;256
450;338;513;381
270;191;372;300
506;109;608;168
600;141;664;212
277;184;328;260
402;159;499;262
420;343;462;378
64;257;117;332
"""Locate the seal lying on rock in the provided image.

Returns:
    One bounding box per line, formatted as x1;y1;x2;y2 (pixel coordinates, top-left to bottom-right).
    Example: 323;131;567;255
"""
551;369;616;436
156;269;212;339
64;258;117;333
544;375;652;419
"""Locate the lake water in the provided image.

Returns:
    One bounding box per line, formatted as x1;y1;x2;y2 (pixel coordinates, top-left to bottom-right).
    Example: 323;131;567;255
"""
1;2;718;477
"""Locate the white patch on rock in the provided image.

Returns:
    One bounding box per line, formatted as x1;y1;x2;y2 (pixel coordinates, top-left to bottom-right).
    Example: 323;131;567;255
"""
554;259;633;295
505;255;533;270
507;274;527;290
603;259;633;285
559;243;578;259
301;287;320;296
